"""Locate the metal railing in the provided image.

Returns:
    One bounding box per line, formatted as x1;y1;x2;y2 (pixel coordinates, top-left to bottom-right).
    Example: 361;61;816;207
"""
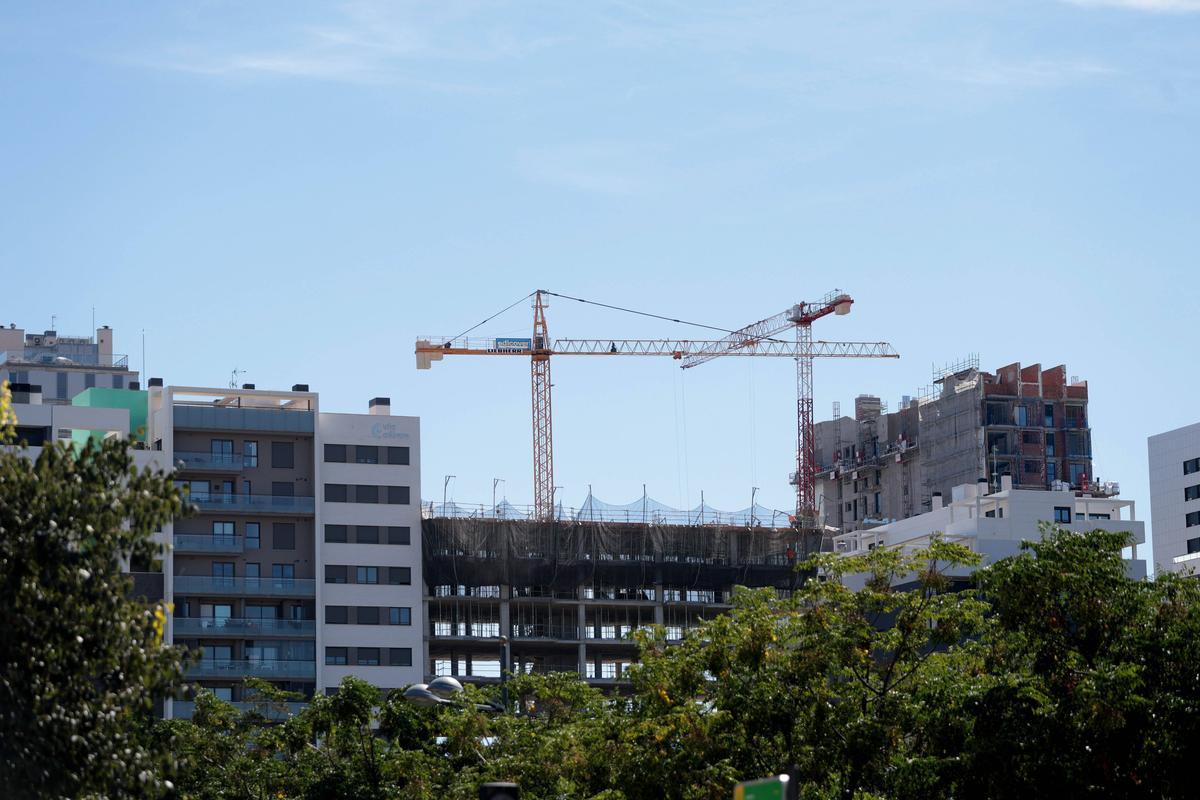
188;493;315;514
174;700;307;721
173;576;315;597
1;350;129;368
186;659;316;679
173;617;315;637
173;534;244;554
423;498;792;527
174;451;247;471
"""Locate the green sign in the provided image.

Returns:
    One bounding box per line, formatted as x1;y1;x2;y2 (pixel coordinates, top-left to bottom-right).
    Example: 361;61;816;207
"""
733;774;793;800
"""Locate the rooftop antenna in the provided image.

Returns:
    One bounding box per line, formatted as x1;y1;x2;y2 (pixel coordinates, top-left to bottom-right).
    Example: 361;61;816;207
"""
50;314;57;331
229;367;244;389
141;329;146;379
91;306;95;338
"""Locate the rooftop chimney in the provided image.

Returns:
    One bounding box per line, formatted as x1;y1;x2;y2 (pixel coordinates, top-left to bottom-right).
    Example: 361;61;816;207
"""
291;383;309;393
369;397;391;416
977;477;990;496
148;377;163;388
931;491;943;510
1000;474;1013;492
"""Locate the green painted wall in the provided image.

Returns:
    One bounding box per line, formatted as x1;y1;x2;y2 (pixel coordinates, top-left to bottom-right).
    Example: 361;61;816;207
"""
71;387;149;446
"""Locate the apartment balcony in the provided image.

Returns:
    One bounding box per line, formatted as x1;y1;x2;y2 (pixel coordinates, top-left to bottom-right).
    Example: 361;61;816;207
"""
188;493;315;515
173;403;314;434
174;451;246;472
173;616;316;638
174;700;308;721
174;576;316;598
173;534;244;554
186;659;316;680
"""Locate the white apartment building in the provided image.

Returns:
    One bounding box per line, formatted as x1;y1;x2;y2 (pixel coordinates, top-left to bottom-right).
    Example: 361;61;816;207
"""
832;475;1147;589
1148;421;1200;575
143;384;422;718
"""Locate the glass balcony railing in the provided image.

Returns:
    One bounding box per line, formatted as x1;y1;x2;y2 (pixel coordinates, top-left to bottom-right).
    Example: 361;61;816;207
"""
174;451;246;471
187;493;315;515
174;700;308;721
173;576;315;597
173;534;244;554
185;659;316;679
173;617;316;637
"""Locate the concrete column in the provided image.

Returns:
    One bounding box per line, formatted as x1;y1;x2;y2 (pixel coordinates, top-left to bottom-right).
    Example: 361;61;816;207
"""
654;582;664;626
577;587;588;675
499;584;511;639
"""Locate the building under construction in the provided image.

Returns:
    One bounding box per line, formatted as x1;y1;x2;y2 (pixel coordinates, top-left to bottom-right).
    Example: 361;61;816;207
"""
421;505;807;685
816;359;1096;533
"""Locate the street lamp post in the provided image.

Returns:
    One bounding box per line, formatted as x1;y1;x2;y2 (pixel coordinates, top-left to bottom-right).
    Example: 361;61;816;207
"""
499;635;512;712
493;478;505;518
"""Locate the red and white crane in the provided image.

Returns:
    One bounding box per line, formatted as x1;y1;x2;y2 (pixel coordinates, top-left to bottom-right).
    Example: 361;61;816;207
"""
416;289;897;523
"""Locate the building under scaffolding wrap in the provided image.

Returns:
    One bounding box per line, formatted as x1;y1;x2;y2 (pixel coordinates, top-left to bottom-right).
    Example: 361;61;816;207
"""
421;513;812;686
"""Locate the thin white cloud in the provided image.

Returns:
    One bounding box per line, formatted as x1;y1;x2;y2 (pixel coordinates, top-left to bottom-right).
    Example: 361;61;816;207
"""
1064;0;1200;11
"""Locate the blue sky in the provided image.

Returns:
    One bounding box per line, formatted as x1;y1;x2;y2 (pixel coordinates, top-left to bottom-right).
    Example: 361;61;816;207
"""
3;1;1197;552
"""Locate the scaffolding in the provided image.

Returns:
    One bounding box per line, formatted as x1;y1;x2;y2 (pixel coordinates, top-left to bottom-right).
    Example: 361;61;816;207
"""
422;515;809;685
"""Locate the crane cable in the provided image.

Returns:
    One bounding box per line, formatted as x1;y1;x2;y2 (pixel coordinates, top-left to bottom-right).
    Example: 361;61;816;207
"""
540;290;740;336
450;291;536;341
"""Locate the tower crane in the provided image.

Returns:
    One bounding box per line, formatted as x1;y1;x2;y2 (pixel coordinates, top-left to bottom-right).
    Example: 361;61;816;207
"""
680;290;878;530
416;289;898;522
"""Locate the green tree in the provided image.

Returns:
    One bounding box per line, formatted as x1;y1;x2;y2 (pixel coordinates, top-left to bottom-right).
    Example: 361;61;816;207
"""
0;380;189;798
961;524;1200;799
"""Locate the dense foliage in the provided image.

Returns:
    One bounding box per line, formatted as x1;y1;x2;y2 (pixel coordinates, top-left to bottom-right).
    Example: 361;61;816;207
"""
5;383;1199;798
164;527;1200;800
0;380;190;798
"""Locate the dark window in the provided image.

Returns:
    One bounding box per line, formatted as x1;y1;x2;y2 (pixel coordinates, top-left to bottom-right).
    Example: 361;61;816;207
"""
389;648;413;667
1024;460;1040;474
355;445;379;464
389;607;411;625
1015;405;1028;426
1047;461;1057;483
1022;431;1039;445
1189;537;1200;554
356;525;379;544
324;524;348;543
325;647;348;665
387;526;411;545
1054;507;1072;524
354;485;378;504
243;441;258;467
1044;404;1054;427
1187;458;1200;476
1045;435;1056;457
84;373;95;389
271;481;294;497
356;566;379;585
1188;511;1200;528
113;375;124;389
272;563;294;580
357;607;380;625
388;567;412;586
273;523;295;550
386;486;410;505
1186;485;1200;502
325;565;348;584
325;605;348;624
325;483;348;502
271;441;295;469
56;372;68;399
356;647;381;666
387;446;410;465
324;444;347;463
246;522;260;549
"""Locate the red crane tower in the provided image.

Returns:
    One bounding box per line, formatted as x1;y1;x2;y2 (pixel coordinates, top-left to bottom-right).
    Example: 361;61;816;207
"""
417;289;897;522
681;290;882;530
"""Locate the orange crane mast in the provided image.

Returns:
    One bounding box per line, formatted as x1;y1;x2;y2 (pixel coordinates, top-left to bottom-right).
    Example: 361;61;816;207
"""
416;289;898;522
